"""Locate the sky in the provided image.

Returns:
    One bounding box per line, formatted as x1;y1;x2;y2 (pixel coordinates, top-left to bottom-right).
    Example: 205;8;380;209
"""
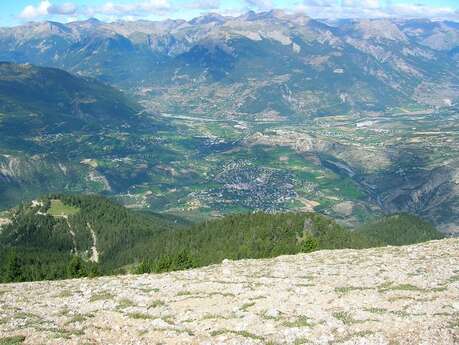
1;0;458;26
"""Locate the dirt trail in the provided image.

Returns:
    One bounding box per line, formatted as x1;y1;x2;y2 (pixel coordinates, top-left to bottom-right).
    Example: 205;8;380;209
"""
86;222;99;263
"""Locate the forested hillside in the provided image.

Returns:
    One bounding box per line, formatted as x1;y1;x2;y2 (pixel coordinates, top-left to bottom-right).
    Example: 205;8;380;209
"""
135;211;443;274
0;195;180;282
357;214;444;246
0;195;444;283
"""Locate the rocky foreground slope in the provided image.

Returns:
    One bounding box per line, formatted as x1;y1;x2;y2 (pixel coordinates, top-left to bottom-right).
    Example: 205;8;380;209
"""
1;239;458;345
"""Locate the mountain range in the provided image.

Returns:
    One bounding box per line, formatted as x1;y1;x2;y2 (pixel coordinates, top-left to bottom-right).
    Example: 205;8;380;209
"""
0;11;459;233
1;11;459;115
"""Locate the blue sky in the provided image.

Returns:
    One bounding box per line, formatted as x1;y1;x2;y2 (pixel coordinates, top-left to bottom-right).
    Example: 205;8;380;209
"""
1;0;458;26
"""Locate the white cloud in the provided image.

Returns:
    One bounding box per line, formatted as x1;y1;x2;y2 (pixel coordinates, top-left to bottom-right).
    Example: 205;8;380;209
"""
183;0;220;10
297;0;459;21
49;3;77;15
17;0;459;22
303;0;338;7
386;4;458;20
19;0;171;21
19;1;77;19
99;0;170;15
342;0;380;9
245;0;274;11
20;1;51;19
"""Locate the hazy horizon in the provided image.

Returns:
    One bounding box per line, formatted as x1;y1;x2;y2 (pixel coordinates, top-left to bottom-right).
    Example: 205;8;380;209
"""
1;0;458;27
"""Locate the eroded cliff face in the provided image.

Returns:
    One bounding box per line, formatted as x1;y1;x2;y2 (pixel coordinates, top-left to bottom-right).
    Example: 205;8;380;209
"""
372;166;459;233
1;239;458;345
319;150;459;234
360;166;459;234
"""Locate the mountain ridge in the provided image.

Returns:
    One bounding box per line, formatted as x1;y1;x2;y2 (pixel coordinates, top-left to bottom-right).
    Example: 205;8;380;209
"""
1;13;458;114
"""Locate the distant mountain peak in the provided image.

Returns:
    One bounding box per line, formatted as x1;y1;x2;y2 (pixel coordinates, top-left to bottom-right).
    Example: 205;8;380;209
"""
346;18;408;42
240;9;288;21
25;20;72;36
81;17;102;26
266;9;288;18
189;13;226;25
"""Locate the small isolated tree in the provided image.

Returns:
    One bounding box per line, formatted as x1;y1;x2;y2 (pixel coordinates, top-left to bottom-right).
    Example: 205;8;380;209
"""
173;250;196;270
67;256;85;278
298;235;319;253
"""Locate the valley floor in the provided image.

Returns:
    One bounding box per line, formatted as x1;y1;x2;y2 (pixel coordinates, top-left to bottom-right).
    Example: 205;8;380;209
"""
1;239;459;344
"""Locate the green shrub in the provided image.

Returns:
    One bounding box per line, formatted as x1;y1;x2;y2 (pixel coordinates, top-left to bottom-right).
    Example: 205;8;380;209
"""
298;237;319;253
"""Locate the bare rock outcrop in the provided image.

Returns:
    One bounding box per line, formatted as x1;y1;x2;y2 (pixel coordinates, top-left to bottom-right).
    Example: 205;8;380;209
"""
1;239;458;344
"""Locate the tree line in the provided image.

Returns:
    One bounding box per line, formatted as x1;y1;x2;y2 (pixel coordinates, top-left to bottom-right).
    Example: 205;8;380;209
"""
0;195;444;283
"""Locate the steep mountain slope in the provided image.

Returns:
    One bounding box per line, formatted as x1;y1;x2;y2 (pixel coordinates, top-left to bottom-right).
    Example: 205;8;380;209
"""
0;63;174;209
1;238;458;344
0;62;140;137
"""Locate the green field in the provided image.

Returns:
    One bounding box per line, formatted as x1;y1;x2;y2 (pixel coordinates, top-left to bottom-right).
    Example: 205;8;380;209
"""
48;200;80;217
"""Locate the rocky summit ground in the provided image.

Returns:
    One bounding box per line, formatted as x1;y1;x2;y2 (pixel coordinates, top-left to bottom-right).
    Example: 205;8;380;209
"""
1;239;459;345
